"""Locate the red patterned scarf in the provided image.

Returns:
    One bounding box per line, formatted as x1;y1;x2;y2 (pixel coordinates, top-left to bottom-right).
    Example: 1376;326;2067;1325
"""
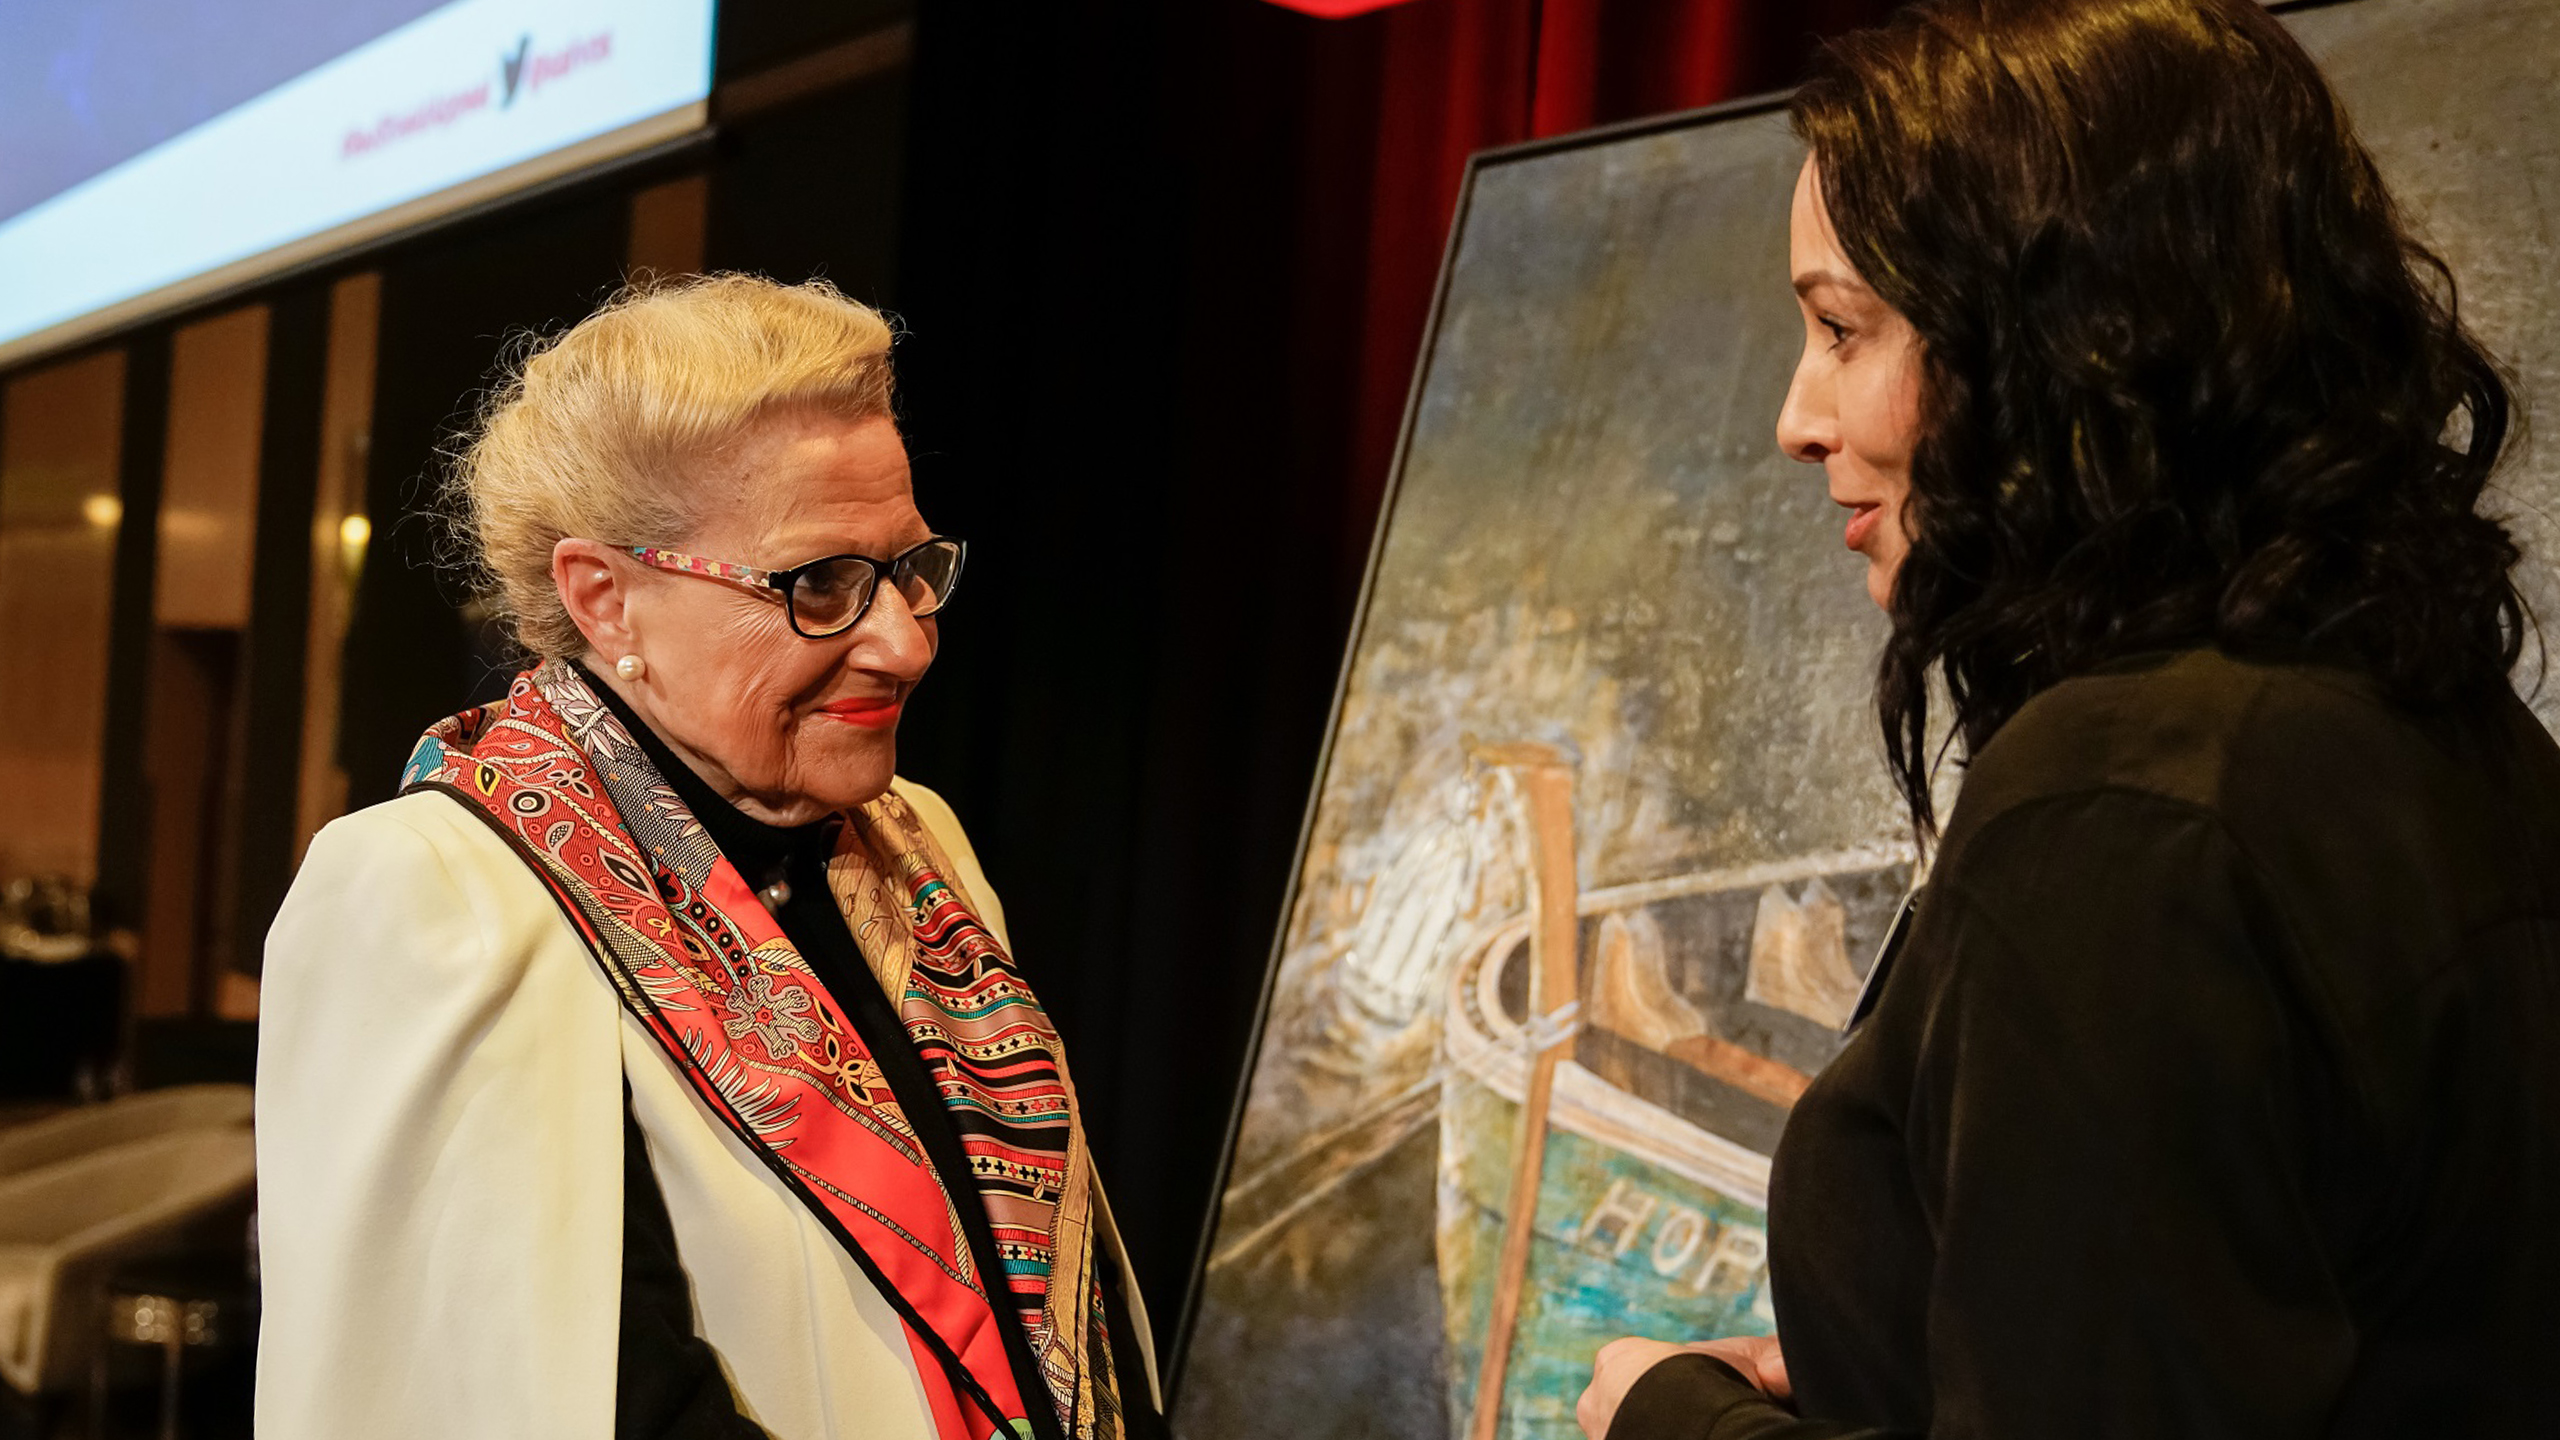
403;663;1123;1440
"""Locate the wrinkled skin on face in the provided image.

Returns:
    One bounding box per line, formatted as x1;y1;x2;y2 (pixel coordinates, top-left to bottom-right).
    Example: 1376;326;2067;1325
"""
553;407;937;825
1776;156;1925;611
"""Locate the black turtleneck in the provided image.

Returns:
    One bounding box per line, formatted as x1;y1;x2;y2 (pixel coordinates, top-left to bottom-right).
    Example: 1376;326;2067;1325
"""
580;669;1159;1440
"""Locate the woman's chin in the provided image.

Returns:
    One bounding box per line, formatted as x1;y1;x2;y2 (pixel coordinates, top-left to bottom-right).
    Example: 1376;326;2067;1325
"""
1864;544;1910;612
795;739;898;813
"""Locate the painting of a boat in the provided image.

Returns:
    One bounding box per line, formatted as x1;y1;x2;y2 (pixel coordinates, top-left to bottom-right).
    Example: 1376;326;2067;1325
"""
1169;97;1914;1440
1180;724;1910;1440
1431;747;1907;1440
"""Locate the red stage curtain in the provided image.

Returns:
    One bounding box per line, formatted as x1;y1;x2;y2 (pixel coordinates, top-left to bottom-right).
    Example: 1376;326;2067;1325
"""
1267;0;1900;568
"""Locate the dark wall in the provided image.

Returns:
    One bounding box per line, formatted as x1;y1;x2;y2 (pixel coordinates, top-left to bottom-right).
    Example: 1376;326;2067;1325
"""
887;3;1392;1358
706;75;910;304
715;0;912;80
337;189;633;807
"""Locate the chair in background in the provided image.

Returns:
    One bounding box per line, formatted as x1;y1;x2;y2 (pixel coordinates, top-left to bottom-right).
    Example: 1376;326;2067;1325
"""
0;877;124;1105
126;1022;256;1096
0;1087;253;1184
0;1129;257;1402
98;1252;256;1440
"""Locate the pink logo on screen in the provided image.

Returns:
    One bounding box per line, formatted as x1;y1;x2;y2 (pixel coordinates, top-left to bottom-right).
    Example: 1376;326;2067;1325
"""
340;31;617;160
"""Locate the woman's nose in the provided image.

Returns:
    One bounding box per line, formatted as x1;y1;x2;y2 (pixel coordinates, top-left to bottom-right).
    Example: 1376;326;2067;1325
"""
1775;360;1836;464
849;585;936;678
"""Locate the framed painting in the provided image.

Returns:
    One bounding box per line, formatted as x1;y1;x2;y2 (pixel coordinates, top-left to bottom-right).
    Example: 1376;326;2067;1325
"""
1171;0;2559;1435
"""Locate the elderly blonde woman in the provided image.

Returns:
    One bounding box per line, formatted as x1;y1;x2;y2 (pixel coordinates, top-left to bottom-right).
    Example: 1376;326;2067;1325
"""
256;276;1160;1440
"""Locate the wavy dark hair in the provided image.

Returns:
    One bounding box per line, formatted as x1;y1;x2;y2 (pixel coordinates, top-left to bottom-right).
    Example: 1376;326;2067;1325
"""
1792;0;2527;834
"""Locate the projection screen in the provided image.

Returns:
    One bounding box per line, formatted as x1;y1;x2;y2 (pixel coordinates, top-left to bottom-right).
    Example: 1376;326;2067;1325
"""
0;0;717;368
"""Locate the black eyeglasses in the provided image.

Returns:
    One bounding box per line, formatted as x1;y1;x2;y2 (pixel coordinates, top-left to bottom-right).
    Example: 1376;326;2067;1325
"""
627;536;967;638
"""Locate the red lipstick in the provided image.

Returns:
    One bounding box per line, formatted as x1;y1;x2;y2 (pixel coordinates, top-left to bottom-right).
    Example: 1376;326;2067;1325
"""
819;695;902;730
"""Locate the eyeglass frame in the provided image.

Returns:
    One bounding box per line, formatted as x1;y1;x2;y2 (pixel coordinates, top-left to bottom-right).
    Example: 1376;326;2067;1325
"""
624;535;967;639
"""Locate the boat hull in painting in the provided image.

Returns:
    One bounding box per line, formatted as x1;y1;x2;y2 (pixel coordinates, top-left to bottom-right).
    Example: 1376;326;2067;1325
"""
1438;1069;1776;1438
1433;849;1910;1440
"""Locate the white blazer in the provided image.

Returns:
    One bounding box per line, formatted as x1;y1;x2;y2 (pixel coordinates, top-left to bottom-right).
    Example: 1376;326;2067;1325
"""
255;779;1153;1440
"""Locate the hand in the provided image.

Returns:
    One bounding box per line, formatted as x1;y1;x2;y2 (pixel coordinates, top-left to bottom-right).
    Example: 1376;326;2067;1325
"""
1576;1334;1792;1440
1688;1334;1790;1400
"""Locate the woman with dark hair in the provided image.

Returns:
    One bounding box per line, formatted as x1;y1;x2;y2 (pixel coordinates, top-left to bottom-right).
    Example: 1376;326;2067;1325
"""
1578;0;2560;1435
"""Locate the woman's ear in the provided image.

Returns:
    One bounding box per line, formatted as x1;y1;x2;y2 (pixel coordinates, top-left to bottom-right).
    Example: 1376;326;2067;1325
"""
552;537;637;659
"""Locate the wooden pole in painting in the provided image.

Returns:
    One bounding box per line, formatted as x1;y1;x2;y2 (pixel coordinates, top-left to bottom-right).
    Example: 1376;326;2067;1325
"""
1467;750;1580;1440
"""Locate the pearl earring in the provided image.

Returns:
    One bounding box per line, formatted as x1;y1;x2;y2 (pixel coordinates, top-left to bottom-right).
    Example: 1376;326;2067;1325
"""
615;654;646;681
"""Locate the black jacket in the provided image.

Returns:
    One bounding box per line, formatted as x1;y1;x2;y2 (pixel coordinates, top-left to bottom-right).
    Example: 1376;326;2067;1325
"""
1615;650;2560;1439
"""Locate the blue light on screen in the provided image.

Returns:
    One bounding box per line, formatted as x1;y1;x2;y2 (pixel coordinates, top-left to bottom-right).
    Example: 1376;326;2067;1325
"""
0;0;718;365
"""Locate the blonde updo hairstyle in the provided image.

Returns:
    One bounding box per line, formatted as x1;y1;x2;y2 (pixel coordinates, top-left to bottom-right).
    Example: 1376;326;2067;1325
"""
451;273;898;660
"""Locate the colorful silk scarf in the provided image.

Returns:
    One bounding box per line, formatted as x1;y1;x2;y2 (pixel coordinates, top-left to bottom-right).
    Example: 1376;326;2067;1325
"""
401;663;1123;1440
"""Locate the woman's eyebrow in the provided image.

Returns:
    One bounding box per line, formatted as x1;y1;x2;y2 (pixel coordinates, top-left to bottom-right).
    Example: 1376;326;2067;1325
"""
1793;268;1865;299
